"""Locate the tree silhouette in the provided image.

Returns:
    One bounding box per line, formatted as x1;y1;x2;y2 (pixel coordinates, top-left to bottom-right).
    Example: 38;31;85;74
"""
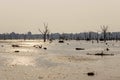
101;25;108;42
39;23;50;42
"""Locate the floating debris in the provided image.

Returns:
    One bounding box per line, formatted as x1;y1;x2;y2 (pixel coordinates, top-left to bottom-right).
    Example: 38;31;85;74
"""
95;53;114;56
43;47;47;50
75;48;85;50
87;51;114;56
106;48;109;51
33;45;42;49
12;45;20;47
39;45;42;48
58;40;64;43
87;72;95;76
14;50;20;53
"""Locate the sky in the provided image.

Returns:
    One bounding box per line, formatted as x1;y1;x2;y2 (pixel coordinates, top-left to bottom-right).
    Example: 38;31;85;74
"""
0;0;120;34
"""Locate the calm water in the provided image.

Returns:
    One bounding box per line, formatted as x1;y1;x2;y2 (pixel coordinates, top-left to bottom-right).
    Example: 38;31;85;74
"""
0;40;120;80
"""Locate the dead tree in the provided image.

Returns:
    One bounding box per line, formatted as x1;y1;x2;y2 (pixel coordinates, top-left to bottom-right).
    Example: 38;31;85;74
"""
96;32;99;43
101;25;108;42
88;32;92;41
39;23;49;42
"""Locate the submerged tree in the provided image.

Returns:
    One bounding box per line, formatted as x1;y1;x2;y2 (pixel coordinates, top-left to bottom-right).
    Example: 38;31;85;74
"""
39;23;50;42
96;32;99;43
101;25;108;42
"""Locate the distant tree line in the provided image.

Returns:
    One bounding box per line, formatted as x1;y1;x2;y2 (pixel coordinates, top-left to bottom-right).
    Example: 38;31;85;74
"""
0;31;120;42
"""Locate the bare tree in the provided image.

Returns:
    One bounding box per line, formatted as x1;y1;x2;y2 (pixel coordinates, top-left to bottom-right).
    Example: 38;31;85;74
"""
39;23;50;42
101;25;108;42
88;31;92;41
96;32;99;43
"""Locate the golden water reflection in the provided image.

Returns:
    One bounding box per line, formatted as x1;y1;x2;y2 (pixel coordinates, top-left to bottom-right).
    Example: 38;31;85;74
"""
10;56;35;66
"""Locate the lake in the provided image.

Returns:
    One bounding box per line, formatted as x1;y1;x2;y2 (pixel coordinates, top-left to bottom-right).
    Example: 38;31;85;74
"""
0;40;120;80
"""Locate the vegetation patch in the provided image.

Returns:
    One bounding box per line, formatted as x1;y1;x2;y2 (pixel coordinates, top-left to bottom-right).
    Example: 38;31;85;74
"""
14;50;20;53
87;51;114;56
86;72;95;76
75;48;85;50
58;40;64;43
12;44;20;47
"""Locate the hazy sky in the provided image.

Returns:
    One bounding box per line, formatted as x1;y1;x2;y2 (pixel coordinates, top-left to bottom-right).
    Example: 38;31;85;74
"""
0;0;120;34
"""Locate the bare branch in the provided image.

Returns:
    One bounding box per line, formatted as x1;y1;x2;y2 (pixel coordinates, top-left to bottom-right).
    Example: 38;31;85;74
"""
101;25;108;32
38;22;50;42
38;29;44;34
100;25;108;42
